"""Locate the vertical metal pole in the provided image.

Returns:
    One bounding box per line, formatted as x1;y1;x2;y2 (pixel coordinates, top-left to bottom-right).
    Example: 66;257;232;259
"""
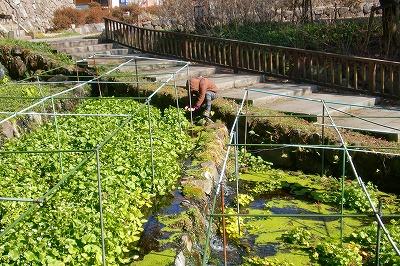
173;73;183;134
94;57;102;97
243;90;249;158
188;78;193;125
96;148;107;266
221;183;227;266
147;101;155;192
135;59;140;99
321;102;325;175
375;200;383;266
340;147;346;245
185;65;194;127
37;75;45;114
75;62;80;83
36;74;43;97
51;97;64;176
234;130;240;236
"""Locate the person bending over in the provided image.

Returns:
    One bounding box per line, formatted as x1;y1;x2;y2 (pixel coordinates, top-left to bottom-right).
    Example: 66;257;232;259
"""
185;76;218;122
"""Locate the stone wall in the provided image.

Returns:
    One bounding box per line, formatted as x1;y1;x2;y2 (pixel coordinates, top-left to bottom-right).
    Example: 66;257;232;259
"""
0;0;74;33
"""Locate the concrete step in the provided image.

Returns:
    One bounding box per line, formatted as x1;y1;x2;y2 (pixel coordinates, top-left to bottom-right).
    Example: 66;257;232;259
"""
173;72;262;89
140;65;218;83
133;64;263;89
323;106;400;142
199;73;263;91
219;82;317;105
264;91;379;121
117;57;186;72
48;38;99;49
56;43;114;54
69;48;130;60
41;37;131;61
219;82;400;141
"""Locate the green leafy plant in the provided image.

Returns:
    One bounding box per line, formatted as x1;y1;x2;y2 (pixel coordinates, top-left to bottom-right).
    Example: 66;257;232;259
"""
238;148;273;173
0;99;194;265
0;76;8;84
233;193;254;208
242;256;294;266
313;177;378;212
249;178;282;195
313;240;363;266
346;220;400;265
282;227;312;247
219;207;245;244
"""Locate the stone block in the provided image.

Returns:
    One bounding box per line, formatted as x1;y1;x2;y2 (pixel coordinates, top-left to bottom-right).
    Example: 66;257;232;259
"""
1;121;20;138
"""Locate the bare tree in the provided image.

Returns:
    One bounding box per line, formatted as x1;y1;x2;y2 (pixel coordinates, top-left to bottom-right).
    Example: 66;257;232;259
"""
157;0;195;32
379;0;400;48
157;0;378;33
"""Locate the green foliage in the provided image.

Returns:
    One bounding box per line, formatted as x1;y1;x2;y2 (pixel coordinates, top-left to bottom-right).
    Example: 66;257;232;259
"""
246;170;284;195
232;193;254;208
219;207;244;243
0;76;8;84
249;179;282;196
282;227;312;247
0;83;89;124
346;220;400;265
313;240;363;266
313;177;378;212
0;99;194;265
242;256;294;266
238;148;273;173
0;38;73;66
211;21;369;55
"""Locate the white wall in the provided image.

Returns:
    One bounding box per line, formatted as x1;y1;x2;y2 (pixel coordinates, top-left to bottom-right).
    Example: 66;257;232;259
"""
111;0;120;7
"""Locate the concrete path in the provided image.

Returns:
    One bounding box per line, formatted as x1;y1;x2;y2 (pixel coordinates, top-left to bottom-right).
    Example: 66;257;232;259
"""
35;35;400;142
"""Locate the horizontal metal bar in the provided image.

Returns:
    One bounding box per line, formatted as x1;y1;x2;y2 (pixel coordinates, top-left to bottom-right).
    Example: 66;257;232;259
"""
209;213;400;218
0;197;43;203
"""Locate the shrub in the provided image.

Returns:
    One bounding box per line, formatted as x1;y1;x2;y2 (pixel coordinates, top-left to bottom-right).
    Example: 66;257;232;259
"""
52;5;109;31
145;5;161;17
111;4;142;24
52;7;85;30
84;5;109;24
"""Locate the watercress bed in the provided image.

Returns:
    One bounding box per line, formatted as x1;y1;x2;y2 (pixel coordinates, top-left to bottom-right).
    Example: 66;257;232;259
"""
0;98;194;265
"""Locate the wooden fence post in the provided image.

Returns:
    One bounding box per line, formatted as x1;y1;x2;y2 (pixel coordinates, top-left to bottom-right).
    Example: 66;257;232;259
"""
140;28;145;51
369;61;376;94
294;51;300;82
233;42;239;73
183;34;188;60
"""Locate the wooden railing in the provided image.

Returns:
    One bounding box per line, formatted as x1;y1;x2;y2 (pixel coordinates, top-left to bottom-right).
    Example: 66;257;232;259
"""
105;17;400;99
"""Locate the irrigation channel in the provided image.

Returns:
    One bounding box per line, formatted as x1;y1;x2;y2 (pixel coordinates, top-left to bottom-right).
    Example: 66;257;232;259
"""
204;89;400;265
0;54;399;265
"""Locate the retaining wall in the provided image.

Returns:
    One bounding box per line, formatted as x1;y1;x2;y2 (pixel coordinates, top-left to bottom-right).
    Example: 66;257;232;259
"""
0;0;74;33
